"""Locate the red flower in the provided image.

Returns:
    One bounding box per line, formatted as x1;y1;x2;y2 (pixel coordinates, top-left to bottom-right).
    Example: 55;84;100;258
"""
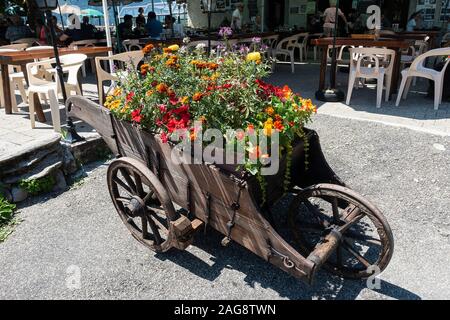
151;80;158;87
126;92;135;102
160;132;169;143
131;109;142;123
158;104;167;113
169;97;179;106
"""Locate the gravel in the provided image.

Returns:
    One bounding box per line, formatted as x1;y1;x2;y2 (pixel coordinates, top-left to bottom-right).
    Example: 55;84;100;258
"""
0;114;449;300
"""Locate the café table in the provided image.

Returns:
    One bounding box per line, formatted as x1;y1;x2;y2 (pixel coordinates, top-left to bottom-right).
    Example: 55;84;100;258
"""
312;37;411;100
0;46;111;122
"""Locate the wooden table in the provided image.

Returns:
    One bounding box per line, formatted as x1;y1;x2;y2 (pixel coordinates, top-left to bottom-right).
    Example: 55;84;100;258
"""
313;38;411;100
0;46;111;122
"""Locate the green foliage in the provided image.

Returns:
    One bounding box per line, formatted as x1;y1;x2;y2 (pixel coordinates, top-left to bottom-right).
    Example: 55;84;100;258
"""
0;196;17;242
0;196;16;225
19;175;55;195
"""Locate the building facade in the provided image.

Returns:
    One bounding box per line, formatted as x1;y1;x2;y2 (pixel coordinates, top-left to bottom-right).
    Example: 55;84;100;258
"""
185;0;449;31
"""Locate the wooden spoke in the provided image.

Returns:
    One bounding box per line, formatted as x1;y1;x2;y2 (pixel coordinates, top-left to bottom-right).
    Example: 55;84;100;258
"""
331;198;340;223
339;209;364;234
148;209;169;233
288;183;394;279
344;231;382;245
113;176;134;196
146;212;163;245
115;197;131;204
141;215;149;240
107;157;178;253
119;168;137;193
134;172;145;197
304;200;331;228
341;239;371;268
143;190;155;204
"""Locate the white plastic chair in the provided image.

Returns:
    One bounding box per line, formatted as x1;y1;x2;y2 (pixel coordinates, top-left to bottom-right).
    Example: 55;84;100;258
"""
11;38;39;46
346;47;396;108
69;40;98;77
122;39;142;52
272;35;298;73
26;58;61;132
0;43;28;50
396;47;450;110
95;51;144;105
261;35;279;58
293;33;309;62
59;53;88;96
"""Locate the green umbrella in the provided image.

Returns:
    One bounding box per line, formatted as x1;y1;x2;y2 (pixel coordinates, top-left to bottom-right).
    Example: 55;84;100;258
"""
80;8;104;17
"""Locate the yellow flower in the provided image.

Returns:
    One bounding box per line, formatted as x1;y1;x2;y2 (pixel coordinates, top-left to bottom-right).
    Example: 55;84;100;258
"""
120;104;130;113
113;88;122;96
180;96;189;104
246;52;262;63
263;118;273;136
146;90;154;97
164;44;180;53
109;100;121;111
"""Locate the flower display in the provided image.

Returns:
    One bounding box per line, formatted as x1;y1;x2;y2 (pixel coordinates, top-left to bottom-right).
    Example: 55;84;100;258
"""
104;38;316;189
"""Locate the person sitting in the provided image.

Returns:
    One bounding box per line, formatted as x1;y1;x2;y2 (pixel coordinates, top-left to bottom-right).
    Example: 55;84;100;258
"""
118;14;134;39
81;16;97;39
145;12;163;39
5;15;33;42
134;19;146;37
406;12;422;32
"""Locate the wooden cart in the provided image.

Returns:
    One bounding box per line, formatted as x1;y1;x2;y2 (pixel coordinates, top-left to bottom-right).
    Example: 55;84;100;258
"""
67;96;394;284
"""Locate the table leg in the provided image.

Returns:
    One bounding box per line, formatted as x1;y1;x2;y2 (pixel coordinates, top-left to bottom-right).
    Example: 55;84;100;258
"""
318;46;327;91
1;63;12;114
390;49;402;100
20;63;46;123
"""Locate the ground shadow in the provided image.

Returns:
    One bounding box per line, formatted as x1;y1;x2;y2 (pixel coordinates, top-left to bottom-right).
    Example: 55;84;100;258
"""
154;227;421;300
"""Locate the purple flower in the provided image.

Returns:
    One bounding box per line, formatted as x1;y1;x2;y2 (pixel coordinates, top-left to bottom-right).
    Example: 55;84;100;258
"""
219;27;233;38
239;45;250;54
252;37;261;44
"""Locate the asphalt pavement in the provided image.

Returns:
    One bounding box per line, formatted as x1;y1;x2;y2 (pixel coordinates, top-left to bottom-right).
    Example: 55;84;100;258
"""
0;114;449;300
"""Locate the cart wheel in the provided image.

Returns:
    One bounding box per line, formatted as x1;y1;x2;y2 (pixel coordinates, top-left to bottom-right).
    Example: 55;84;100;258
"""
107;157;177;252
288;184;394;279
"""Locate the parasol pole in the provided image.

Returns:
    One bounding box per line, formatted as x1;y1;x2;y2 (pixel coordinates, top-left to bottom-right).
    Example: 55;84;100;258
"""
57;0;65;30
152;0;155;12
261;0;264;32
101;0;114;71
168;0;175;38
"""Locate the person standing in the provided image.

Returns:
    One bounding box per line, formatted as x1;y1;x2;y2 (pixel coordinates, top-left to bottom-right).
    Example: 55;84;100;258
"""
136;7;146;26
322;1;348;37
232;2;244;32
145;12;163;39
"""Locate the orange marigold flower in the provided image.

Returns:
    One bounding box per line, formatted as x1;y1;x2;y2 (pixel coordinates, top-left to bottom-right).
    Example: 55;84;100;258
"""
146;90;154;97
265;106;275;116
208;63;219;70
142;44;154;54
156;83;167;93
193;92;203;102
274;120;284;131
